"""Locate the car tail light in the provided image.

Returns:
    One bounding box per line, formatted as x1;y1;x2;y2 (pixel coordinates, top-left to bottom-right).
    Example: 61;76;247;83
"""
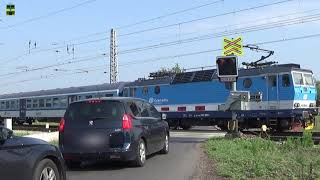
122;114;132;129
59;117;65;133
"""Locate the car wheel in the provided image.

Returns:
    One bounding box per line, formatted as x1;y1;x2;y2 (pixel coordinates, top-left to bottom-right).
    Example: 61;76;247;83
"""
132;139;146;167
160;133;169;154
33;159;60;180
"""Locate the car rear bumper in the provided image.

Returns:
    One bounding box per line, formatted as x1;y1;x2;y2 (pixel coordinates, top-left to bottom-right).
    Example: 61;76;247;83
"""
62;149;137;162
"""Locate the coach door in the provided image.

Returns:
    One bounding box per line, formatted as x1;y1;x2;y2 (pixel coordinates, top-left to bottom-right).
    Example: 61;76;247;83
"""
19;99;26;120
267;75;279;109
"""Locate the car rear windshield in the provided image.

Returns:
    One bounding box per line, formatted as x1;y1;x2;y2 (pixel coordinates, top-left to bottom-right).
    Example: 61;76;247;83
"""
65;100;124;122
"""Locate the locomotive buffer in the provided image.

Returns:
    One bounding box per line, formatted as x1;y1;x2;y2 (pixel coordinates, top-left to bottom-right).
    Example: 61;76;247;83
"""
216;56;251;138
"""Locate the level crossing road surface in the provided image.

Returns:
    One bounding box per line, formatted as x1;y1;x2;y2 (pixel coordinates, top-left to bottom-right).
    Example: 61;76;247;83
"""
67;127;225;180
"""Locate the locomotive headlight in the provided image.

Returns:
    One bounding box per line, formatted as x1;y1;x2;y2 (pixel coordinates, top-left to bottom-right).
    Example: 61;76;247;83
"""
294;103;300;108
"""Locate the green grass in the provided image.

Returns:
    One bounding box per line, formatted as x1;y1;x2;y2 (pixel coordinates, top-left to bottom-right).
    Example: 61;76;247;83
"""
205;133;320;180
14;131;32;137
33;121;59;127
314;116;320;131
50;140;59;147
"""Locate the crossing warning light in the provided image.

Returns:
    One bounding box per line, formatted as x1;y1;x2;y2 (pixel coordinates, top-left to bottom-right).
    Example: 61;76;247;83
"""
216;56;238;82
6;4;15;16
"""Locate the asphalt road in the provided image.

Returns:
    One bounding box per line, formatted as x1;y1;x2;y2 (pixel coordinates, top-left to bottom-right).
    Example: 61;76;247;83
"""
67;127;225;180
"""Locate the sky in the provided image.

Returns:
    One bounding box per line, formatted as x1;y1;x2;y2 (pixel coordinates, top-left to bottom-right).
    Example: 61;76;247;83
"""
0;0;319;94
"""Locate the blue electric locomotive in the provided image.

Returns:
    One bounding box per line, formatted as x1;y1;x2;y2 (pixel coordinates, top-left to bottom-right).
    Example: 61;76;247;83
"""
0;63;317;130
123;64;318;130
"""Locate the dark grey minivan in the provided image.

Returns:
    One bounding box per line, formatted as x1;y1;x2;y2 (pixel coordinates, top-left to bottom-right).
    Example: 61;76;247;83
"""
59;97;169;167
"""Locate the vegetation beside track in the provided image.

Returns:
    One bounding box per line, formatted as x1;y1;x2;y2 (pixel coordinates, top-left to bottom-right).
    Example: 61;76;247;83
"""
205;132;320;180
314;116;320;131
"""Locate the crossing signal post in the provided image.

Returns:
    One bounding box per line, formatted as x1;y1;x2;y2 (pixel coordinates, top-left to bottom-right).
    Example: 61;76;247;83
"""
216;55;243;138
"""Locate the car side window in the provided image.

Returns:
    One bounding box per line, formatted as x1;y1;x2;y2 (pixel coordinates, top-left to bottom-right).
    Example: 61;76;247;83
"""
135;101;150;117
146;103;161;119
127;102;140;117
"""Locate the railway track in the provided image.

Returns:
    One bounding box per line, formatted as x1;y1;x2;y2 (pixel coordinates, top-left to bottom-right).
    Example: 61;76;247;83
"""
13;124;58;132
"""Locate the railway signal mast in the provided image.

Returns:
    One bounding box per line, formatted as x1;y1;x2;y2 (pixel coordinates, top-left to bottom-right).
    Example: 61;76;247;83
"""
217;37;250;138
110;28;118;84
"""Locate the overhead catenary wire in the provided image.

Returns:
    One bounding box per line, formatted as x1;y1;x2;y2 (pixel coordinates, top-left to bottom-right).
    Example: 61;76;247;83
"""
47;0;225;46
2;32;320;86
118;0;295;37
117;8;320;48
1;13;319;79
117;13;320;55
115;0;224;29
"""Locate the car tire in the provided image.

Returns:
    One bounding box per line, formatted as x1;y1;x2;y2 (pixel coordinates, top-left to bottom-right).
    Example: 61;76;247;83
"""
132;139;146;167
33;159;60;180
160;133;169;154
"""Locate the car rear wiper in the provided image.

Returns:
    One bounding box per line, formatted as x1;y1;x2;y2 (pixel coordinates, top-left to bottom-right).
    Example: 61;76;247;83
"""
90;117;110;120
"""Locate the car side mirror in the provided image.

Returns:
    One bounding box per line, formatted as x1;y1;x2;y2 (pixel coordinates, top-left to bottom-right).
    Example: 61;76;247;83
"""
0;127;13;143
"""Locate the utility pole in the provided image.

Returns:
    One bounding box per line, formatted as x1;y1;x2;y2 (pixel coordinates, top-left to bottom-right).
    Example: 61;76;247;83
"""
110;28;118;84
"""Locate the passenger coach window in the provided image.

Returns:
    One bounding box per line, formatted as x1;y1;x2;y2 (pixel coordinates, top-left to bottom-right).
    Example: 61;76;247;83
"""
53;98;60;108
27;99;32;108
32;99;38;108
282;74;291;87
10;101;15;109
243;78;252;88
45;99;52;107
60;97;68;107
0;102;5;109
5;101;9;109
293;72;304;85
304;74;314;86
39;99;45;108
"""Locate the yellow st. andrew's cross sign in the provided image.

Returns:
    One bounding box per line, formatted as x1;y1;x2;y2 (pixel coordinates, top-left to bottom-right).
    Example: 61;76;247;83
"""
223;37;243;56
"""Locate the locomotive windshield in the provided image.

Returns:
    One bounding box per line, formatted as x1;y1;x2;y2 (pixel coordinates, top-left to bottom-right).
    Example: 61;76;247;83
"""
292;72;315;86
304;73;314;86
293;72;304;85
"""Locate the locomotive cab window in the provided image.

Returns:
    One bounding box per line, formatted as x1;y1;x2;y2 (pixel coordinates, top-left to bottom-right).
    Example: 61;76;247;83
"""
282;74;291;87
154;86;160;95
142;86;148;96
268;75;277;87
243;78;252;88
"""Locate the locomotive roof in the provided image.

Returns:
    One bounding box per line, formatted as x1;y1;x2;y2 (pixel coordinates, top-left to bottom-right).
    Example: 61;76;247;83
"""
0;82;128;99
127;63;313;86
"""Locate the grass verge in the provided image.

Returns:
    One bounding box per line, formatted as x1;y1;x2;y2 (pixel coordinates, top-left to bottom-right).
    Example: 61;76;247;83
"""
205;132;320;180
50;140;59;147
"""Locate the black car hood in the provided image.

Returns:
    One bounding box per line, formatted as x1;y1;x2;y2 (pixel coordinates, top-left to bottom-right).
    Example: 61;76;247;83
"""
13;136;49;146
